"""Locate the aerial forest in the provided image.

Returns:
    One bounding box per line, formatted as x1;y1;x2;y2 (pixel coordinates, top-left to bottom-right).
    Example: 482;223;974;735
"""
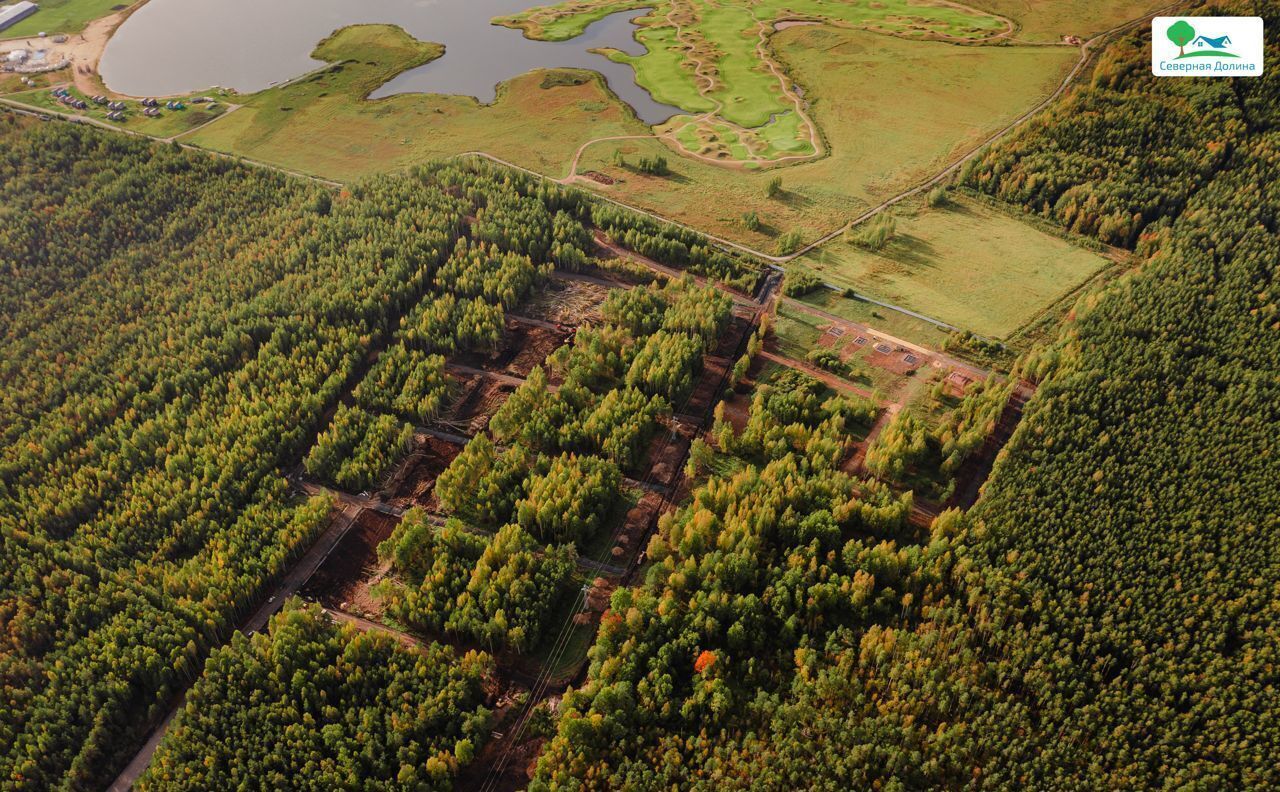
2;1;1278;786
137;603;494;791
377;276;735;656
0;115;749;789
530;6;1280;788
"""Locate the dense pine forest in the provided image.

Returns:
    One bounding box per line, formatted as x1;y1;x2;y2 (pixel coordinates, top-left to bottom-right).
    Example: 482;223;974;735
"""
3;0;1279;786
529;4;1280;788
0;114;747;790
137;604;494;791
954;4;1280;783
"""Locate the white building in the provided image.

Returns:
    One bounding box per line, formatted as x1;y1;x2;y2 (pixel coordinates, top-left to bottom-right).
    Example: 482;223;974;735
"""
0;2;39;33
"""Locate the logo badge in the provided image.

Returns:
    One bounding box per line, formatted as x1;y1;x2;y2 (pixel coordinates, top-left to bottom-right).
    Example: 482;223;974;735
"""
1153;17;1264;76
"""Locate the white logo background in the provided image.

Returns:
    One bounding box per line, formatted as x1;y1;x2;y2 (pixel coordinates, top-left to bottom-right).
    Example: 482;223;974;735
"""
1152;16;1264;77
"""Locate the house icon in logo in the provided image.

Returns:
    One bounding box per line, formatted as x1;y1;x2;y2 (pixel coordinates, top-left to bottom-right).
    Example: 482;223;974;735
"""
1166;20;1240;58
1192;34;1232;48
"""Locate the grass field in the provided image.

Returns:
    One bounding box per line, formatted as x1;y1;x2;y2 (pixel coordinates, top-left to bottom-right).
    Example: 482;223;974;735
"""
601;11;712;116
0;68;60;95
155;23;1071;254
572;27;1075;248
969;0;1167;42
792;195;1112;339
501;0;1009;162
771;308;823;360
772;304;906;393
790;290;954;350
0;0;126;37
186;24;650;181
3;84;227;138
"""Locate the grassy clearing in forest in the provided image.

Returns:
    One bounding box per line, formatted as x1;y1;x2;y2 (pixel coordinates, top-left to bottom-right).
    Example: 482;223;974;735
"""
790;290;953;350
771;302;932;395
770;309;823;360
792;195;1111;339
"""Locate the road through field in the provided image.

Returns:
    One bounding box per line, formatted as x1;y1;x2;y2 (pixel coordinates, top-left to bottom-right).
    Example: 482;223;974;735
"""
500;0;1186;263
2;0;1177;346
771;0;1187;263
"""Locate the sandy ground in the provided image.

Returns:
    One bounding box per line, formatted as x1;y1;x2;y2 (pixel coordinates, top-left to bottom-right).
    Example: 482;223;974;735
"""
1;4;138;96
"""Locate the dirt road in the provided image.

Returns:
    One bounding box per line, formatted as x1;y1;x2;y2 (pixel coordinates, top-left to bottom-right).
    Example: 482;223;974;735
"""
781;296;989;381
1;1;143;97
758;349;876;400
322;607;428;650
106;500;362;791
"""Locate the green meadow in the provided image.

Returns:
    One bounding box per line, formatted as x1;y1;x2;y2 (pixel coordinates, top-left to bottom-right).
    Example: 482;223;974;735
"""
500;0;1010;162
794;195;1113;339
968;0;1167;42
571;27;1075;248
185;25;649;182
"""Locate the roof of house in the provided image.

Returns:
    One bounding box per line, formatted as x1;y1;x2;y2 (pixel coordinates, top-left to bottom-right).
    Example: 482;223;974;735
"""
0;2;39;29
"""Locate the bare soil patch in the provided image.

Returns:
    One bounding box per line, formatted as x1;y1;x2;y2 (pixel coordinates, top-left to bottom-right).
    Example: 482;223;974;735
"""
861;343;920;375
945;382;1032;509
686;355;731;418
523;276;610;324
444;374;516;434
389;436;465;510
504;323;571;378
717;391;752;434
639;427;689;488
711;308;755;359
616;490;665;564
581;170;615;185
300;509;399;610
452;319;570;379
943;369;976;398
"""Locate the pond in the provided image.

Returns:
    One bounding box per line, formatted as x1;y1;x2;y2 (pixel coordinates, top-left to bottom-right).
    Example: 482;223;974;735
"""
98;0;680;124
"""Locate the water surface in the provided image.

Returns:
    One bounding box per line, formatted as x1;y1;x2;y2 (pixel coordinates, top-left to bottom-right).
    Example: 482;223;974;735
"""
99;0;679;123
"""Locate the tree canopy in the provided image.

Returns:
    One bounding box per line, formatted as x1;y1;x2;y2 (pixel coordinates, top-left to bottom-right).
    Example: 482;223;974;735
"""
0;114;750;787
137;603;493;792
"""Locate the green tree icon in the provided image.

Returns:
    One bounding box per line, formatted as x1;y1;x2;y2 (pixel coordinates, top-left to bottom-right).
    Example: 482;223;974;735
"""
1167;20;1196;57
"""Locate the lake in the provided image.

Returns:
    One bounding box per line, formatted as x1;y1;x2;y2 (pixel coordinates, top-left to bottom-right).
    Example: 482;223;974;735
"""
98;0;680;124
